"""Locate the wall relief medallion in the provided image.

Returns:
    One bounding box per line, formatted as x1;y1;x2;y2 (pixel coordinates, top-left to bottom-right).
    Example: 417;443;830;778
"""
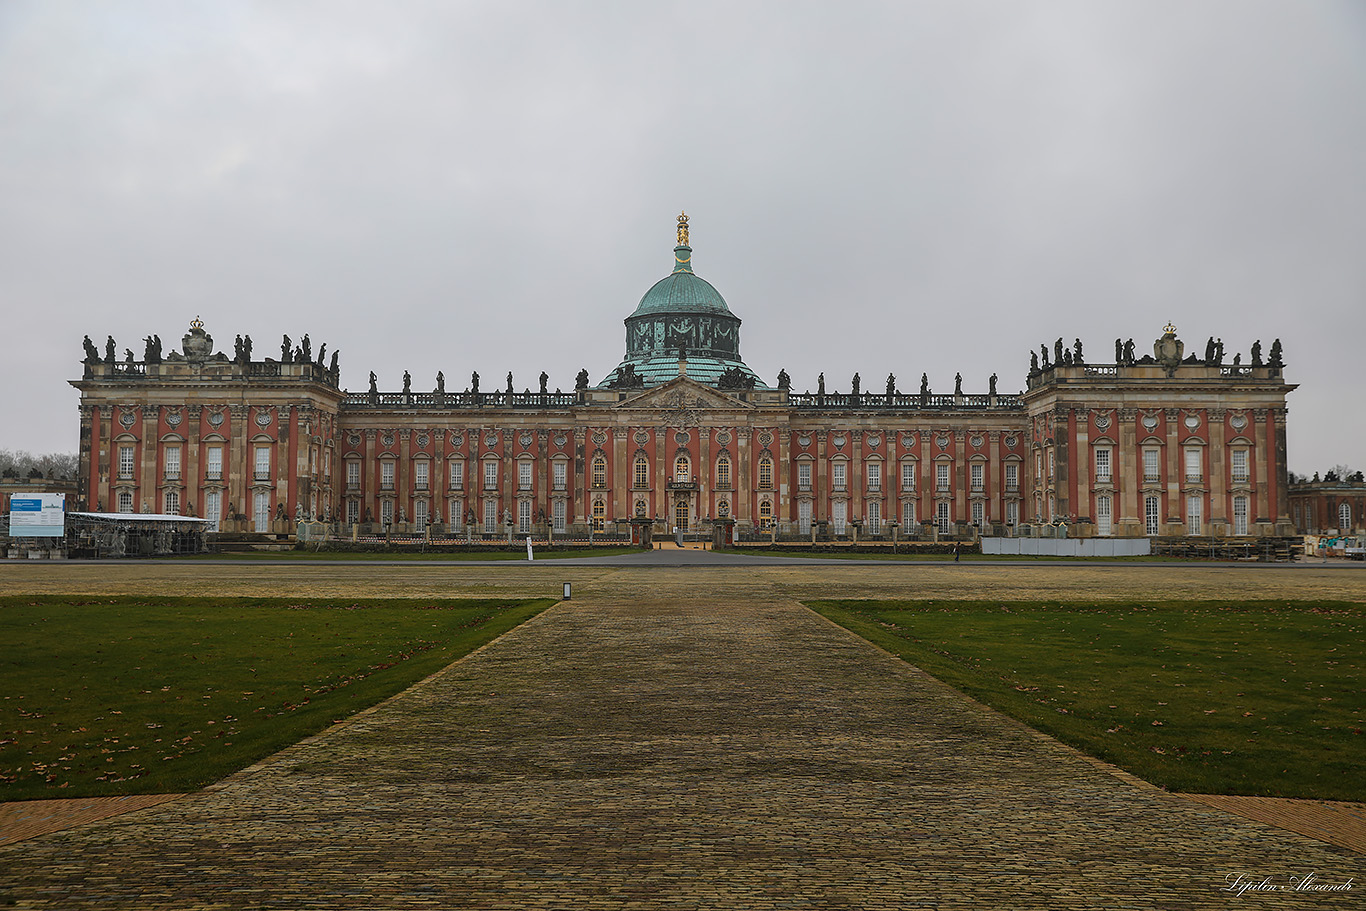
936;435;950;451
553;432;567;448
591;430;607;446
119;411;136;428
797;434;810;447
416;433;429;448
449;431;464;447
1184;414;1201;430
382;432;394;447
348;433;361;446
634;430;650;445
1142;413;1159;431
1230;413;1248;432
208;410;224;428
165;409;182;428
674;431;691;446
519;431;534;448
969;434;984;448
255;409;273;427
486;431;500;447
901;433;916;447
866;435;881;448
758;430;773;446
831;435;846;449
1094;413;1111;431
1004;435;1017;449
716;429;732;445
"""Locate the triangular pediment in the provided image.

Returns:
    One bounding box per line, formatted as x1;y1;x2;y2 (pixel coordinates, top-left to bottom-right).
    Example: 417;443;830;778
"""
612;376;753;413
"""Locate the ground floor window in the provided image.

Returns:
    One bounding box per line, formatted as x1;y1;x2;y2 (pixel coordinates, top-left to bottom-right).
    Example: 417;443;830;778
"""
673;499;688;531
759;500;773;528
937;501;951;535
798;499;812;534
1341;502;1353;533
381;499;394;525
414;499;429;530
552;499;566;533
1233;495;1249;536
902;500;915;530
970;500;983;528
1186;494;1202;536
346;498;359;526
593;499;607;531
484;499;498;533
253;491;271;532
1005;500;1018;527
867;500;880;535
831;500;847;535
449;499;464;530
205;492;221;531
117;491;134;514
164;490;180;516
1096;494;1112;536
518;499;531;533
1145;495;1161;536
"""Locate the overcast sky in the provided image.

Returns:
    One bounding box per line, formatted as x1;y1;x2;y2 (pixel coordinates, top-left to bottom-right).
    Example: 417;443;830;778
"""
2;1;1363;475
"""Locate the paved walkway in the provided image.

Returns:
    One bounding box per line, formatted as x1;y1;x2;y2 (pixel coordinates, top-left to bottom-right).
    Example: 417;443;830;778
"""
2;582;1362;908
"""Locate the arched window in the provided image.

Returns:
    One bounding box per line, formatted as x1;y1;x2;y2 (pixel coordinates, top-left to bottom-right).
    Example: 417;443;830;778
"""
674;499;690;530
674;454;691;483
592;454;607;488
759;500;773;527
592;499;606;530
1341;501;1353;532
716;454;731;489
634;455;649;488
758;456;773;489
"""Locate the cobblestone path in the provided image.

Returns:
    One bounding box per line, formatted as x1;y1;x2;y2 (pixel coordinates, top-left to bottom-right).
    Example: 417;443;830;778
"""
1;578;1361;909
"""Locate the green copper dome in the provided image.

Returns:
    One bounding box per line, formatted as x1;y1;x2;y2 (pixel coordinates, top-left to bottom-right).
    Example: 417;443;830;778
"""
628;245;734;317
600;214;768;390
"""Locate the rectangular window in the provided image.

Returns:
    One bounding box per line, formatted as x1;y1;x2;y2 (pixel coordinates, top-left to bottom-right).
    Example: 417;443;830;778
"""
414;499;429;529
484;461;498;490
903;499;916;530
798;462;811;491
866;462;880;492
1145;495;1160;536
1186;494;1203;536
414;461;429;491
346;498;359;526
484;499;498;533
636;458;652;489
831;462;846;491
253;491;270;531
519;461;533;491
254;446;271;481
381;499;394;525
1096;494;1112;536
936;463;950;492
449;460;464;489
970;463;984;491
553;461;567;490
1143;449;1160;483
868;500;881;534
901;461;916;491
347;460;360;488
1233;495;1249;536
1048;450;1055;477
119;445;135;480
937;501;951;534
117;490;133;514
798;499;812;534
163;490;180;515
971;500;984;527
1006;500;1018;527
163;446;181;480
832;500;847;535
518;499;531;533
205;446;223;481
1231;450;1249;484
449;499;463;530
205;492;221;531
1005;462;1018;492
381;461;395;490
552;499;566;533
1185;448;1202;483
1094;448;1111;484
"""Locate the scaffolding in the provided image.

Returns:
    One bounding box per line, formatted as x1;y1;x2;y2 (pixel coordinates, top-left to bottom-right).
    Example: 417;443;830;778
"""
63;512;213;558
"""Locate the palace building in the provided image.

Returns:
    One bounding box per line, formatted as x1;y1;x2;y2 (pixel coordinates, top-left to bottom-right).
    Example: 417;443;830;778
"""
70;215;1298;541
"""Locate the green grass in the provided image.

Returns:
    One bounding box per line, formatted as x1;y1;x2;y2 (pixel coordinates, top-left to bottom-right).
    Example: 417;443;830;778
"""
0;595;553;801
808;599;1365;801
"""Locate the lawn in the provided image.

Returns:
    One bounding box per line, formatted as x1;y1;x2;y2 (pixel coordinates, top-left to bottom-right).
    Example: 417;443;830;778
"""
809;599;1365;802
0;595;553;801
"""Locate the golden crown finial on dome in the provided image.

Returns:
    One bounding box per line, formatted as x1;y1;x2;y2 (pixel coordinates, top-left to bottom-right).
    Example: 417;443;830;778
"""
190;316;204;331
677;211;689;246
1163;321;1177;336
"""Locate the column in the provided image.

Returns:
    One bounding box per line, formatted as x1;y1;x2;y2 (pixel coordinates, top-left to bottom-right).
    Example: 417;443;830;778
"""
737;427;752;523
816;431;828;522
186;406;202;517
1209;410;1226;528
1119;409;1139;535
363;429;378;522
1075;410;1090;523
141;405;159;513
230;406;249;522
1164;409;1181;530
574;428;587;527
851;431;864;521
988;431;1000;524
399;428;412;525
